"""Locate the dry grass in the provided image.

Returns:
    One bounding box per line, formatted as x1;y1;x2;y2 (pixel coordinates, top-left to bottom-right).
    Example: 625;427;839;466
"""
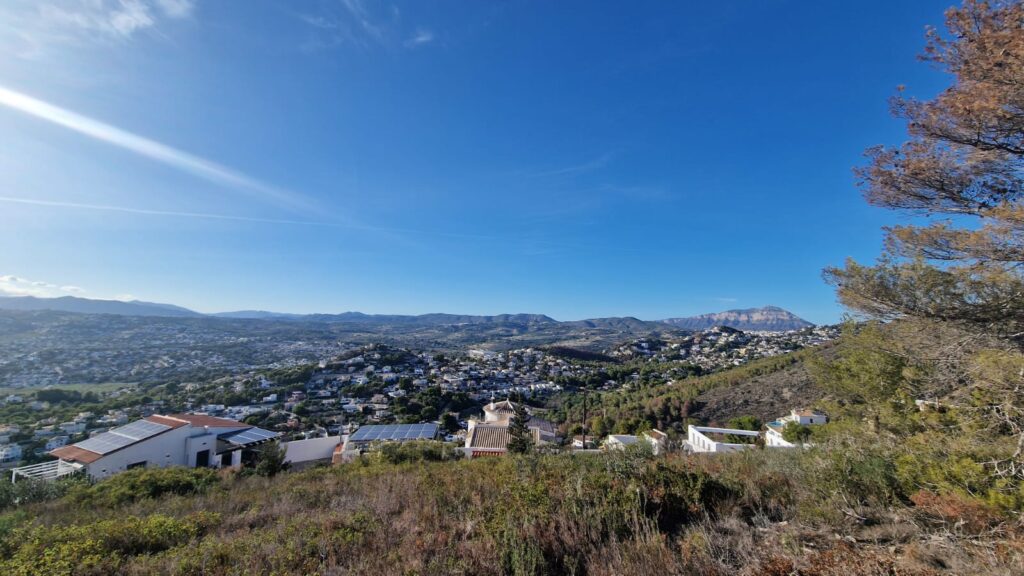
1;450;1022;575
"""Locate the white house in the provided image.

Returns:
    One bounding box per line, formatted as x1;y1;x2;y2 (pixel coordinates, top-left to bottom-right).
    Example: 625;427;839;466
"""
42;413;279;480
45;436;69;451
60;421;86;435
0;444;22;464
644;429;669;455
785;409;828;426
603;434;640;450
765;409;828;448
689;408;830;453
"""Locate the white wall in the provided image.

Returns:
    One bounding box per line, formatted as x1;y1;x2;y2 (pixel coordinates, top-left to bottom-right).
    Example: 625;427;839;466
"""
687;425;759;454
765;428;795;448
86;426;194;480
284;436;340;464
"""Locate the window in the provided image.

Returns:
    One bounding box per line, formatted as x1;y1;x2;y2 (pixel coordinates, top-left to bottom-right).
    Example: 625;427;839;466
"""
127;461;146;469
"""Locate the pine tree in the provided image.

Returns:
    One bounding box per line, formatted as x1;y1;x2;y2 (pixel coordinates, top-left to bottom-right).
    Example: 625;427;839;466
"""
824;0;1024;480
506;402;533;454
825;0;1024;344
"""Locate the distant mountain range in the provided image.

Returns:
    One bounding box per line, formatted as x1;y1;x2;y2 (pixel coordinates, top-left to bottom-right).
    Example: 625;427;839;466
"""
0;295;201;318
0;295;813;332
662;306;813;331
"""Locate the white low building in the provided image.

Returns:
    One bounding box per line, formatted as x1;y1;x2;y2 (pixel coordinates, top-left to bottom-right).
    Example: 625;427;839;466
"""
603;434;640;450
44;436;69;451
0;444;22;464
689;408;829;453
785;409;828;426
40;413;279;480
686;426;760;454
764;408;828;447
602;429;668;454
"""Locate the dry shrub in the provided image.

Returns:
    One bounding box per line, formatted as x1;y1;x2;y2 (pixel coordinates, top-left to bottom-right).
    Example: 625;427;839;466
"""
909;490;1004;534
798;544;940;576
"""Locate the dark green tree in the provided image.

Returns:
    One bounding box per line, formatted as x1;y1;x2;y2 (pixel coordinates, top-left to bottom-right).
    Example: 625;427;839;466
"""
254;441;290;477
441;413;460;434
506;402;533;455
781;421;813;445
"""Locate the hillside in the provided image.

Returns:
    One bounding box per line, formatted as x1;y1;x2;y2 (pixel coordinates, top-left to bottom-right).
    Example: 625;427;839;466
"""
548;346;830;437
663;306;813;331
0;295;201;318
688;345;831;425
1;448;1015;575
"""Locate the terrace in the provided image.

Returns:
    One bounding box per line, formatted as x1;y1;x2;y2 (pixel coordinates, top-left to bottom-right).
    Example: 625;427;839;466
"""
10;459;84;483
686;425;760;454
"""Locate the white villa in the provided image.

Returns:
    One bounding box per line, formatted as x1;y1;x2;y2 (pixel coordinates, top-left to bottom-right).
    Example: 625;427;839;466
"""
12;413;279;482
687;408;828;453
0;444;22;464
765;408;828;448
602;429;668;454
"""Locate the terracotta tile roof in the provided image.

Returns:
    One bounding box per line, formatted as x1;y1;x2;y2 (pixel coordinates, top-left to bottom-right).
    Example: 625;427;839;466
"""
470;450;505;457
50;445;102;464
466;425;510;450
145;415;189;429
166;414;250;428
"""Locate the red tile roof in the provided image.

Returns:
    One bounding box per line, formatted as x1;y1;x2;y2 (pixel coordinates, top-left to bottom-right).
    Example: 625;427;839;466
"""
145;415;189;429
50;445;102;464
466;425;510;450
166;414;250;428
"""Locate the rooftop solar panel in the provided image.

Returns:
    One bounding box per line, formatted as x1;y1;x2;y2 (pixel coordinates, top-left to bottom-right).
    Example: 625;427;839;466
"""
72;419;171;455
76;433;133;454
220;427;280;446
349;423;439;442
114;420;170;440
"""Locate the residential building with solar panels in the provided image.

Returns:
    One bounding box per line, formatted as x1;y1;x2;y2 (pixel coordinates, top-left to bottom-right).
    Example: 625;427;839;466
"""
341;423;440;453
36;413;280;481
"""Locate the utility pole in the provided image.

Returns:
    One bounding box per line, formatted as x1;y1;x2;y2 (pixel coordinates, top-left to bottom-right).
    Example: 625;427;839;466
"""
581;385;588;451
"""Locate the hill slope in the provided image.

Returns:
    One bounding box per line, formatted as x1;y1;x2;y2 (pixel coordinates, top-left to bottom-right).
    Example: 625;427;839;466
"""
0;295;201;318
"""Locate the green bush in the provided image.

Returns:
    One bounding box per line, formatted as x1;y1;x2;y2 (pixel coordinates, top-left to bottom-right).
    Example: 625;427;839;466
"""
0;476;88;511
641;461;736;532
372;440;464;464
0;512;219;576
67;466;221;508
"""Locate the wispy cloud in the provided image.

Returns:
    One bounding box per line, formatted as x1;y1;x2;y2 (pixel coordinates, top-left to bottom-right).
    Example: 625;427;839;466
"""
155;0;195;19
0;85;313;211
524;152;615;178
0;1;197;58
298;0;433;52
340;0;385;45
0;273;142;302
0;195;645;255
404;28;434;48
0;274;86;298
0;196;326;227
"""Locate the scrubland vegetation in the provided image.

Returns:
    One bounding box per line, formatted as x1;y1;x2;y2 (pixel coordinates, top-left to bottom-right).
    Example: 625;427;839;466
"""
1;432;1021;575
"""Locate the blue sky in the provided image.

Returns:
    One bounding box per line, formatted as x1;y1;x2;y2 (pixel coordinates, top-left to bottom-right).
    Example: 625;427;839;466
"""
0;0;953;323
